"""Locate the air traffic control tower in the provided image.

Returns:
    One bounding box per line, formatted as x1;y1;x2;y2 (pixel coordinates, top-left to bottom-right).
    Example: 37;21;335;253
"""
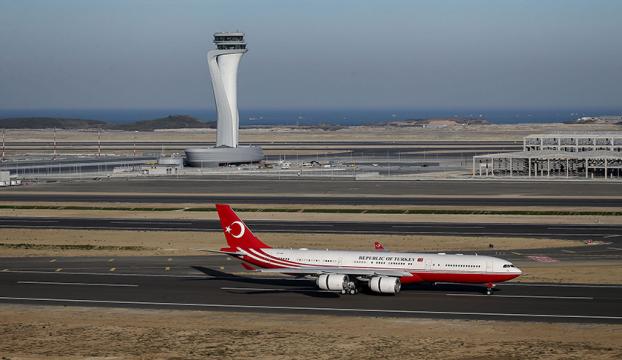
185;32;264;167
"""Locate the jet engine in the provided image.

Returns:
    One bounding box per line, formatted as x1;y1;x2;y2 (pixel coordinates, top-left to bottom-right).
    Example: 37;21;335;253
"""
368;276;401;294
316;274;349;291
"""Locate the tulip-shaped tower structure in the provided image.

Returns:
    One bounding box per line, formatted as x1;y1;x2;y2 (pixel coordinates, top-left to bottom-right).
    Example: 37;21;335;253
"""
185;32;264;167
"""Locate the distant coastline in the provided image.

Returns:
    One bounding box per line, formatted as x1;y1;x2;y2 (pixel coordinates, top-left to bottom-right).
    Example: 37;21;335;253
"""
1;108;621;127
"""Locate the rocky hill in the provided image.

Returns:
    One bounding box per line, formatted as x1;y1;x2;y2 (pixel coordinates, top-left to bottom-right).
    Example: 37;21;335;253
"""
0;115;216;131
112;115;216;131
0;117;107;129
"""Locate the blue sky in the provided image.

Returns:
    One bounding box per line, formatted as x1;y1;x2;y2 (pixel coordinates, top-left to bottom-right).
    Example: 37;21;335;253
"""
0;0;620;110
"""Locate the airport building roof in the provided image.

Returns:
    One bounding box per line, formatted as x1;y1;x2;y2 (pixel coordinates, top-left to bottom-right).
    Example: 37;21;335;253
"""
474;150;622;160
524;133;622;139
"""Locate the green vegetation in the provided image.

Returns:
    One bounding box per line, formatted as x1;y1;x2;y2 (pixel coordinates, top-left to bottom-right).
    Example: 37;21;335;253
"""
1;204;621;216
0;115;216;131
0;243;150;251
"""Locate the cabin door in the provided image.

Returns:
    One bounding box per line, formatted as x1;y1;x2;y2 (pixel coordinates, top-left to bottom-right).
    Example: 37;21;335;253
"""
486;261;493;273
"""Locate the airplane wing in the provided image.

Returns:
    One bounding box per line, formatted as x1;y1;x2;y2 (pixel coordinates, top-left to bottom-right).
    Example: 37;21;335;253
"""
257;267;412;277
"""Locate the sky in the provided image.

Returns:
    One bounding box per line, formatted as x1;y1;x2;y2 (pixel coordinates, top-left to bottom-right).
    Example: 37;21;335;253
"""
0;0;621;111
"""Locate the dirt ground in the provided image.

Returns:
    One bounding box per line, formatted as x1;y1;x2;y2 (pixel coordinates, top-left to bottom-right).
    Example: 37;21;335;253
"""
6;122;619;143
0;228;582;257
515;260;622;284
0;304;620;360
1;204;621;225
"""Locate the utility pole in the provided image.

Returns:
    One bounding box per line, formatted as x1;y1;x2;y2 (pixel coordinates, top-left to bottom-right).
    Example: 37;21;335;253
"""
133;131;137;159
1;129;5;162
98;128;102;157
53;127;57;159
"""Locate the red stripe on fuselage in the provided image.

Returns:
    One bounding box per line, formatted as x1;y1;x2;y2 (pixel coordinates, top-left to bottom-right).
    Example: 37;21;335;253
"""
401;271;520;284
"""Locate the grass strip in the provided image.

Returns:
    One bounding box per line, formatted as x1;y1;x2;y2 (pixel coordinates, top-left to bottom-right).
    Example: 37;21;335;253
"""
0;204;620;216
0;243;151;251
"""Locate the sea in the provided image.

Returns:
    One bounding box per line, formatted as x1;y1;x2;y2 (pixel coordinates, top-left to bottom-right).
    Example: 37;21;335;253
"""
1;108;621;126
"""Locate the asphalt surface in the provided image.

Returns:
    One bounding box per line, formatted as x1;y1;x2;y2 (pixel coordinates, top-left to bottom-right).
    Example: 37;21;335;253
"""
6;178;620;196
1;256;621;323
1;216;621;241
3;192;622;207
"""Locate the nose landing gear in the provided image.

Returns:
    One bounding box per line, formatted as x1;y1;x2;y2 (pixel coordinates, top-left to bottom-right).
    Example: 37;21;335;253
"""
485;282;495;295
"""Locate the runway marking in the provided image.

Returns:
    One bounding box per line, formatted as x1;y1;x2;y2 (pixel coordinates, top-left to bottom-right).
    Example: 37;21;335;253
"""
0;219;59;223
49;259;56;263
527;256;559;263
501;283;622;289
608;247;622;251
511;252;522;255
548;227;622;231
108;258;115;262
391;225;485;229
165;267;170;271
264;224;333;227
604;235;621;239
55;268;62;272
109;267;116;272
109;221;193;225
0;296;620;321
0;269;309;280
221;287;329;293
17;281;138;288
561;249;576;254
446;294;593;300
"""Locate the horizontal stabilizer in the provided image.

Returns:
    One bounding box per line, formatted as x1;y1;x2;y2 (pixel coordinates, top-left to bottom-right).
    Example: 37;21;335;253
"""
195;249;244;256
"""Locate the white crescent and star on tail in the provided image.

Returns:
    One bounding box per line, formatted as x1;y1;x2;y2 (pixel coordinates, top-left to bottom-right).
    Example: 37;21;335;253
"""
225;221;246;239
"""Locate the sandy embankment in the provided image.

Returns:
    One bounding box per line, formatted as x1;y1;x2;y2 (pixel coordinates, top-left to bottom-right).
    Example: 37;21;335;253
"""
1;205;621;225
6;122;620;143
0;305;620;360
0;228;581;257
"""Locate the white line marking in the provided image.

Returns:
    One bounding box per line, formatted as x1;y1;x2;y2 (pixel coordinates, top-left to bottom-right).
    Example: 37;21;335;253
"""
109;221;192;225
501;283;622;289
446;293;593;300
260;224;333;227
221;287;328;293
561;249;576;254
0;219;59;223
0;296;619;321
17;281;138;287
548;227;622;231
391;225;485;229
608;247;622;251
0;269;308;280
604;235;621;239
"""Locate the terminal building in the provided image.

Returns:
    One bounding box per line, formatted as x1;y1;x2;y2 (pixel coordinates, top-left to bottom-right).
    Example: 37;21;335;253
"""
473;133;622;179
185;32;264;167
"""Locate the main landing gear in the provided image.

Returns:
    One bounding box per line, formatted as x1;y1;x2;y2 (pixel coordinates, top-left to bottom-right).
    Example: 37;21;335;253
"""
341;281;359;295
485;282;495;295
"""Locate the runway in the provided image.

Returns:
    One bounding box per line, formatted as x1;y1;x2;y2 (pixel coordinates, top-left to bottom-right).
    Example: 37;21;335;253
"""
1;216;621;241
0;256;620;323
3;192;622;207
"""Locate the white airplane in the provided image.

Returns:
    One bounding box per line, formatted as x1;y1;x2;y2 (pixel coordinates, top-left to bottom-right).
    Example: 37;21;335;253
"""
211;204;522;295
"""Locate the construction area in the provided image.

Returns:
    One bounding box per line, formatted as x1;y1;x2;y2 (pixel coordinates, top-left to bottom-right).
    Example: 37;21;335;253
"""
473;133;622;179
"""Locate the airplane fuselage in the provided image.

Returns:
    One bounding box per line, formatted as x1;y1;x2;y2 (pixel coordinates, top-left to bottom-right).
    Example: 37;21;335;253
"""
237;248;522;284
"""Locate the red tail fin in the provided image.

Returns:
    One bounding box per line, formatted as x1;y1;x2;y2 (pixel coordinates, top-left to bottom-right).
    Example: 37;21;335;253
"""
374;241;385;251
216;204;271;251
